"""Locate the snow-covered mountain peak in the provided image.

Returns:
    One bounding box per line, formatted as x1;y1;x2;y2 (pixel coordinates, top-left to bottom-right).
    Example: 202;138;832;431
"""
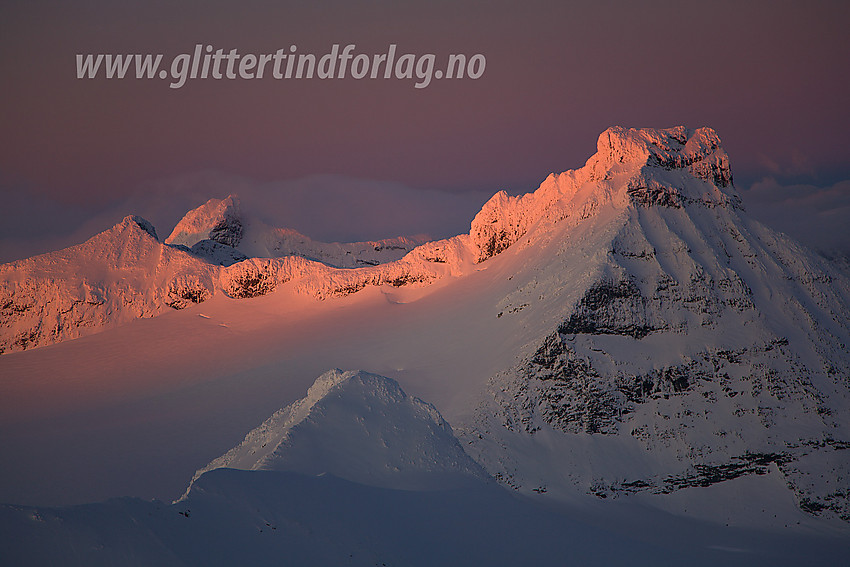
165;194;243;248
461;129;850;521
587;126;738;207
304;367;387;403
469;126;740;261
191;369;489;491
591;126;728;178
163;194;428;268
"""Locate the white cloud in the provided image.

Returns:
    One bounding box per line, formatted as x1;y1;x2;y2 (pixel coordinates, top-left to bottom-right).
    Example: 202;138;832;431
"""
0;172;493;263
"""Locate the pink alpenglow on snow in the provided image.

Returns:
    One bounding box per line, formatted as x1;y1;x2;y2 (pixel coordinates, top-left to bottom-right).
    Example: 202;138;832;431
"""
1;126;850;566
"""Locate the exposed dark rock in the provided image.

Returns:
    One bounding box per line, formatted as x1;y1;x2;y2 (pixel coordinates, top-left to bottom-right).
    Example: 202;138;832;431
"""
660;452;792;492
209;214;243;248
129;215;159;240
178;240;249;267
627;181;684;208
329;281;367;297
166;280;212;309
559;279;657;339
593;452;794;498
328;271;434;298
478;229;514;263
226;270;278;298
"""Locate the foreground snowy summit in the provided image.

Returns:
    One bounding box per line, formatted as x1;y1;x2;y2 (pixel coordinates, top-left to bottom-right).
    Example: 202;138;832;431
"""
4;369;847;567
190;369;489;491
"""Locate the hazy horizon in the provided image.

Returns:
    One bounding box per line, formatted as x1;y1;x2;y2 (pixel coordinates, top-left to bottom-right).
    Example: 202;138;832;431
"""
1;1;848;263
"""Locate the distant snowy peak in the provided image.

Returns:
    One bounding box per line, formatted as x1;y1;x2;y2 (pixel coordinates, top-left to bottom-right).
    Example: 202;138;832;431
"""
0;208;469;353
0;215;220;353
192;369;489;491
166;195;243;248
471;126;739;261
165;194;426;268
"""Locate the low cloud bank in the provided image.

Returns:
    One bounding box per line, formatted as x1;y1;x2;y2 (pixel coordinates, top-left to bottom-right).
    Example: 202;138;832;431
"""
0;172;492;263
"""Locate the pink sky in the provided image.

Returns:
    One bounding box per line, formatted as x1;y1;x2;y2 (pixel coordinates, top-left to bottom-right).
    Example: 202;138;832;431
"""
0;0;848;257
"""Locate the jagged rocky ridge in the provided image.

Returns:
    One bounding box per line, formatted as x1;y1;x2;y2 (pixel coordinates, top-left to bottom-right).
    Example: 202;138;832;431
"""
468;125;740;262
0;203;472;354
0;126;744;354
0;216;218;352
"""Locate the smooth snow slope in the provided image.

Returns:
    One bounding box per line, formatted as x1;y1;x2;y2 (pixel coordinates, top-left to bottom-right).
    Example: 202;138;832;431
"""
8;467;848;567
